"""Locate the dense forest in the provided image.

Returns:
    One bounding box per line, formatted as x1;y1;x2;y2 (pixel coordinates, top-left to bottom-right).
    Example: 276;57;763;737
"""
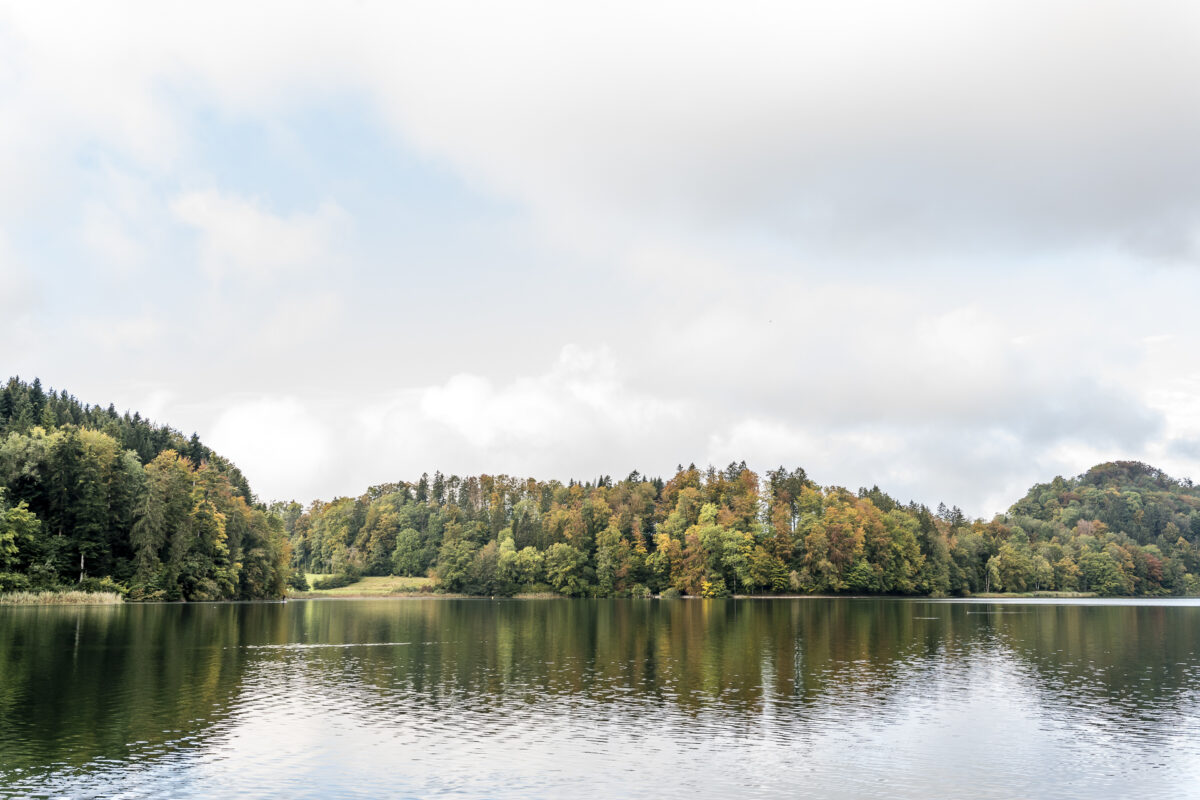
281;460;1200;598
2;375;1198;600
0;378;289;599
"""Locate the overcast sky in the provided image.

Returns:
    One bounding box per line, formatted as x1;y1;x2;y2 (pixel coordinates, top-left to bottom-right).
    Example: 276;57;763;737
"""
2;1;1199;515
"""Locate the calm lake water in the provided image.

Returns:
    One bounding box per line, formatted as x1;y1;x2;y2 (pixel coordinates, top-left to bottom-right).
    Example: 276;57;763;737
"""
1;598;1199;799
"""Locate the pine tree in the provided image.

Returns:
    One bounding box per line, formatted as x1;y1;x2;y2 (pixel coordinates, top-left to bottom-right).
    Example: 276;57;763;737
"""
72;450;109;581
187;433;205;467
39;403;56;430
9;390;34;435
28;378;45;419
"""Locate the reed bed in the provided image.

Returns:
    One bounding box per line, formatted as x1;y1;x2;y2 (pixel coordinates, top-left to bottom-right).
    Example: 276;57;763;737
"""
0;590;124;605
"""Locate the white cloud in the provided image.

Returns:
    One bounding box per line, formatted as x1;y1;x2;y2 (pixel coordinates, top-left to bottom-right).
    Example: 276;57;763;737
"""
3;1;1200;516
77;163;161;276
258;292;346;350
208;397;332;502
420;373;565;450
356;1;1200;260
80;315;163;354
6;2;1200;257
171;189;348;282
361;345;692;480
0;229;30;311
0;229;40;362
81;204;145;275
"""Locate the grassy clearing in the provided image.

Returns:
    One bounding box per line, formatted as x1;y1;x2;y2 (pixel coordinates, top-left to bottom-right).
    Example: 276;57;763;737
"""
0;590;124;605
297;574;435;597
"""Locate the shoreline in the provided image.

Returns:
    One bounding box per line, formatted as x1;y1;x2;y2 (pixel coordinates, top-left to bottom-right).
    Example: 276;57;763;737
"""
6;591;1194;606
284;590;1172;602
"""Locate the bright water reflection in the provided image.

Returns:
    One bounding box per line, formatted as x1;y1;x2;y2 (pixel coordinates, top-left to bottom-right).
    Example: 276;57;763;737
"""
1;598;1199;799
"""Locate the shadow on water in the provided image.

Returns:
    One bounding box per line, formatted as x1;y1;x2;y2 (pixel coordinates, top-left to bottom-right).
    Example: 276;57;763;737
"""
0;603;289;777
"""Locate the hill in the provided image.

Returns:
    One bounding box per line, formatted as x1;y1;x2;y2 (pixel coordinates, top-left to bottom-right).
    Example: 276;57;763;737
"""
1010;460;1200;544
0;377;289;600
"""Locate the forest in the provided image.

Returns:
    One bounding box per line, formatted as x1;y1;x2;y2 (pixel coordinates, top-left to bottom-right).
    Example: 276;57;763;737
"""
0;378;289;599
281;461;1200;598
2;376;1198;600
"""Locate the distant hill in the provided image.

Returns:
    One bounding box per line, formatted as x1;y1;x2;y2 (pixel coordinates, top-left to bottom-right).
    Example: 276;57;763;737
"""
1009;460;1200;546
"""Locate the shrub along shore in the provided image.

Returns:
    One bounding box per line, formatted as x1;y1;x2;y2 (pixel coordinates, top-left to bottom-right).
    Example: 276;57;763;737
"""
0;590;123;605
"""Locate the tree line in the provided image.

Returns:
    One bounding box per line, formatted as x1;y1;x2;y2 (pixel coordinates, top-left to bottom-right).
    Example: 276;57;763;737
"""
0;377;289;599
280;460;1200;597
3;376;1198;599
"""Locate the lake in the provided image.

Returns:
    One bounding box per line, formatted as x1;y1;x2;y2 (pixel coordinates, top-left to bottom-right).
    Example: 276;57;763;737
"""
1;597;1198;799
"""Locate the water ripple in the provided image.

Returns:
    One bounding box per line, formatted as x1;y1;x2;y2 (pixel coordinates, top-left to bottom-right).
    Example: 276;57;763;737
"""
2;599;1199;799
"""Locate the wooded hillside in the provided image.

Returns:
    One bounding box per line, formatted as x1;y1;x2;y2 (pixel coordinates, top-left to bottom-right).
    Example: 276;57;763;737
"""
0;378;289;599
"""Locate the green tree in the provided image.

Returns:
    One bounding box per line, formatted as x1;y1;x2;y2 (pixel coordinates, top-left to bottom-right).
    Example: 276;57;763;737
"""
436;538;479;592
1079;549;1130;595
392;528;428;576
545;542;590;596
985;556;1001;593
513;546;545;586
0;494;40;571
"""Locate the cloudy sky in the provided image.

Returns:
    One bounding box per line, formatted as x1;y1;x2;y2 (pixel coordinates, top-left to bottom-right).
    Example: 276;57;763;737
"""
2;1;1199;514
